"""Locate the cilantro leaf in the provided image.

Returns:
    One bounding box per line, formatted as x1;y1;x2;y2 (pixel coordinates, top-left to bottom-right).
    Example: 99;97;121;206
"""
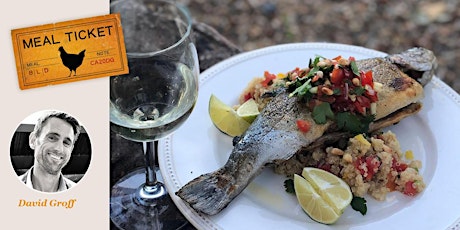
351;196;367;215
308;55;325;68
312;102;334;124
336;112;374;133
350;60;360;76
284;179;295;194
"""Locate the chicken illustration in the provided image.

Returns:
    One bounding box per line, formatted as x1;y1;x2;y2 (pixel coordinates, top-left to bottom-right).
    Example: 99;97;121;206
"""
58;46;86;77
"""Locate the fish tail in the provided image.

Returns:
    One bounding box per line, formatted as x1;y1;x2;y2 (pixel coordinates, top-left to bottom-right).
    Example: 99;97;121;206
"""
175;168;236;215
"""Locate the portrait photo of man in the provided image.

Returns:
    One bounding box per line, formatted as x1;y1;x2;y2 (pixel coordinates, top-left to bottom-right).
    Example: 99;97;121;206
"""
11;110;91;193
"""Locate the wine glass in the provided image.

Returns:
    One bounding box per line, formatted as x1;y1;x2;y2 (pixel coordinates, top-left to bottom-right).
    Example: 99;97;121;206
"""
109;0;199;229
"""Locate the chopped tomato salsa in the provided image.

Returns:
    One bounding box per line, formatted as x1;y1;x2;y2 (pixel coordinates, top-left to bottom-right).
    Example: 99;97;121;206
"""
403;181;418;196
286;55;379;133
261;71;277;87
296;119;311;133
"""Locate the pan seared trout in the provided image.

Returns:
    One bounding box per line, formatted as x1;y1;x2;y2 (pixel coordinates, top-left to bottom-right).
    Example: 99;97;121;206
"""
176;47;437;215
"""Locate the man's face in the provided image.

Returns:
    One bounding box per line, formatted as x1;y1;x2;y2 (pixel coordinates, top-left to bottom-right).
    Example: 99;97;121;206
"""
30;117;75;175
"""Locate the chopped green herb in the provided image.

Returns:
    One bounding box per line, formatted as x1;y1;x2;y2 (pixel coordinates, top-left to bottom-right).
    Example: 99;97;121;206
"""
351;196;367;215
351;86;366;96
350;60;360;76
336;112;374;133
287;55;378;129
284;179;295;194
312;55;323;67
289;79;312;97
306;66;320;78
312;102;334;124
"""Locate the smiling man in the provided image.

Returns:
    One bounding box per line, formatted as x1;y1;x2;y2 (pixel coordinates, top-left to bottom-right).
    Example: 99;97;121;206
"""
18;111;82;193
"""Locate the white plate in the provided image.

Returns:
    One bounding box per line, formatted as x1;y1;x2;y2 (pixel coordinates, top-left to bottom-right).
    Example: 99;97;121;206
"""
158;43;460;230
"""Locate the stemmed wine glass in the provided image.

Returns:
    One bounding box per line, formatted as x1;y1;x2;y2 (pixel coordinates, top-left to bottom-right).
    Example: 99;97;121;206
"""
109;0;199;229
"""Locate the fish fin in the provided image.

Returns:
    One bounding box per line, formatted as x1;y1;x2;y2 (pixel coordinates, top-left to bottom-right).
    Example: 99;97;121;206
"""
176;169;236;215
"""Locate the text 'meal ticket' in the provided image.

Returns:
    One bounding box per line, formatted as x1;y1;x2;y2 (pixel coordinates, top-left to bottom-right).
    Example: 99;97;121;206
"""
11;14;128;90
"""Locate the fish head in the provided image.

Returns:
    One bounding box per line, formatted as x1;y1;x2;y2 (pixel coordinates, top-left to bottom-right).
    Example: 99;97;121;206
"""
385;47;438;86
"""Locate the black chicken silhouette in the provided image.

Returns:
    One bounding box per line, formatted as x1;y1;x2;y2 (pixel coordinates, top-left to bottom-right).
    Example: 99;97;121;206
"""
58;46;86;77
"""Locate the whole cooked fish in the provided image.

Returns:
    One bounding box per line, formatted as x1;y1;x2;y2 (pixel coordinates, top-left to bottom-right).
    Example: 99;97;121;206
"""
176;47;437;215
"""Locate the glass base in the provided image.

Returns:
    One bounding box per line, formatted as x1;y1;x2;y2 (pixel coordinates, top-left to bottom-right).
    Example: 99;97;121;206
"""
110;168;188;230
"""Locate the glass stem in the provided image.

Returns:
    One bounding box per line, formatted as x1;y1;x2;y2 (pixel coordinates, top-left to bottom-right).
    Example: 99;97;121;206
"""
144;141;158;186
135;141;168;206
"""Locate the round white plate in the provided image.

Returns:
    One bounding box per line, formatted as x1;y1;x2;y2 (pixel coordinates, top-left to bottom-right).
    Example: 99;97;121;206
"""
159;43;460;230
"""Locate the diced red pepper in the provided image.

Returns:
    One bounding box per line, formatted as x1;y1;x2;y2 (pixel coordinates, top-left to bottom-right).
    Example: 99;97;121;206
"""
365;156;381;180
360;71;374;87
403;181;418;196
331;68;345;84
353;100;366;115
392;158;408;172
354;156;381;181
296;119;311;133
261;71;277;87
333;55;342;61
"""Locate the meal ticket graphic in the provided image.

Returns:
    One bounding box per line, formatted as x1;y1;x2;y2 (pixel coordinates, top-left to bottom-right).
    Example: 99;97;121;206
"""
11;14;128;90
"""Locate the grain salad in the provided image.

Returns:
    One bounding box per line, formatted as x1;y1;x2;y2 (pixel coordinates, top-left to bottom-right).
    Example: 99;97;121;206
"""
275;132;425;200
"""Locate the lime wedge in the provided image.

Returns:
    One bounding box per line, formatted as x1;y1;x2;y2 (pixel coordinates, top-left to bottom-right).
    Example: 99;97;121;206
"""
208;94;251;137
301;167;353;215
294;174;340;224
236;99;260;123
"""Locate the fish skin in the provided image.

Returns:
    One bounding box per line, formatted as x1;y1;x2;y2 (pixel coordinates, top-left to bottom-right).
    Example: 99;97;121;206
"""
176;88;332;215
356;56;424;120
176;48;437;216
385;47;437;86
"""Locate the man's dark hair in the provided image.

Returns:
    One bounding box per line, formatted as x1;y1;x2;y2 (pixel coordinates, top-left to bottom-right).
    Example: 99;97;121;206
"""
31;111;82;143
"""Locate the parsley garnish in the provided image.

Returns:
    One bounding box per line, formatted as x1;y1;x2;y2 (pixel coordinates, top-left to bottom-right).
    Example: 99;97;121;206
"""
286;55;377;133
336;112;374;133
350;60;360;76
311;55;325;67
351;196;367;215
312;102;334;124
284;179;295;194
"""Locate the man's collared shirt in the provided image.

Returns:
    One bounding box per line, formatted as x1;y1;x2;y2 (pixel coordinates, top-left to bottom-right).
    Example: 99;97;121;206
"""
18;167;76;192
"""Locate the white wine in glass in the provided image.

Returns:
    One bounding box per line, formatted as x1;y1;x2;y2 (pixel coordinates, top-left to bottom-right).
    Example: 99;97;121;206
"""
110;0;199;229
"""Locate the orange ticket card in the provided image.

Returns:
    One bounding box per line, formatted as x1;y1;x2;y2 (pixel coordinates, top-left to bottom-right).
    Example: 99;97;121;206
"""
11;13;128;90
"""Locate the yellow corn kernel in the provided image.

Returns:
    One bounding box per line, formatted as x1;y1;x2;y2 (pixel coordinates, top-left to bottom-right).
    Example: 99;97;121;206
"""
405;150;414;160
277;73;286;79
354;134;371;147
